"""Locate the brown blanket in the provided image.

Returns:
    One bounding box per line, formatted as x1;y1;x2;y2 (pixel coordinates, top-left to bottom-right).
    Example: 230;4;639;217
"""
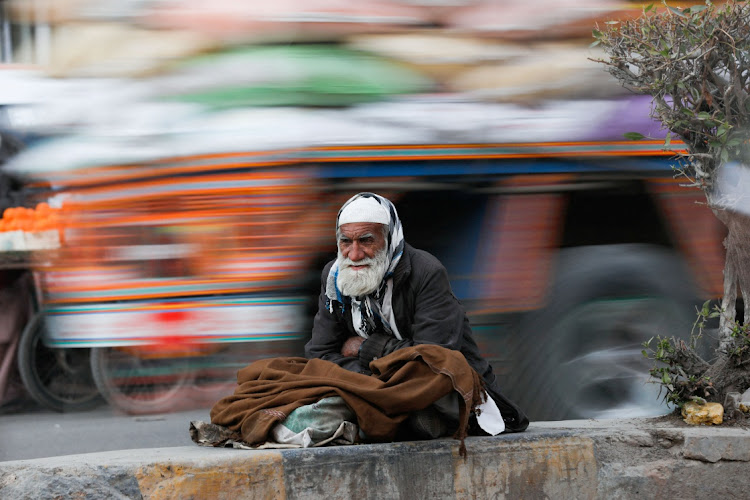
210;344;485;452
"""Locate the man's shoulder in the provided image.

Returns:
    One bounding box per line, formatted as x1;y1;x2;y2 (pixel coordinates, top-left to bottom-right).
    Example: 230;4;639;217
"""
403;244;446;274
394;244;450;291
322;259;335;274
320;259;335;280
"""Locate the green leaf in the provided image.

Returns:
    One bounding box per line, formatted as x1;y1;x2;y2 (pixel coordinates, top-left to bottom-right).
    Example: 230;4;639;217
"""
605;21;619;25
697;112;712;120
592;29;603;38
645;3;654;13
624;132;646;140
665;132;672;147
721;148;729;164
589;40;601;48
689;5;707;13
667;6;686;17
681;108;693;116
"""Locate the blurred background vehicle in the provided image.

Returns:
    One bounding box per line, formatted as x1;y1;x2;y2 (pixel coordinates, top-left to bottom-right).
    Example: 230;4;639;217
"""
0;0;727;420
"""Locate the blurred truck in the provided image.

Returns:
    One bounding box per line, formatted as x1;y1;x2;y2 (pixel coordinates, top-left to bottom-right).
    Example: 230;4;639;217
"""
1;137;724;420
0;0;727;423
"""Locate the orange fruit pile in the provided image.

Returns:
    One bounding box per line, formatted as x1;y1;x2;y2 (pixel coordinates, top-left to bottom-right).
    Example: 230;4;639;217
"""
0;202;61;232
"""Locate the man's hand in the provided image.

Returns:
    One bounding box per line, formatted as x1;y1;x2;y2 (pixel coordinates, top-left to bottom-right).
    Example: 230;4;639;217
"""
341;336;365;357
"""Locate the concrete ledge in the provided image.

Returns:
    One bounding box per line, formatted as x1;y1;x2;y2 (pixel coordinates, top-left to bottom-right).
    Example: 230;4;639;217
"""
3;419;750;499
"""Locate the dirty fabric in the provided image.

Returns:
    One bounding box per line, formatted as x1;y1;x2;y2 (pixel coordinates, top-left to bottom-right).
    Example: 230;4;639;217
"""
271;396;359;447
202;344;485;453
190;400;358;450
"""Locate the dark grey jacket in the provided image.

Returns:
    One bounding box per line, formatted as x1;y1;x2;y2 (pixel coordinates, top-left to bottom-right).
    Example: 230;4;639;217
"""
304;243;529;432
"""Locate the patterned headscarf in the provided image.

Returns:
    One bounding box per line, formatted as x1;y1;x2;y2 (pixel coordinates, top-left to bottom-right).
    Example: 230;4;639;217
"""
325;192;405;339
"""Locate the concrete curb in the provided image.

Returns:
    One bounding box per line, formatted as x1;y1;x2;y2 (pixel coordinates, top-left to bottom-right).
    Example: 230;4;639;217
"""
2;419;750;499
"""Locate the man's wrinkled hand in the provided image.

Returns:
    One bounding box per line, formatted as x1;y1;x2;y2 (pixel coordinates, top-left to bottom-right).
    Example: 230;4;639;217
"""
341;336;365;357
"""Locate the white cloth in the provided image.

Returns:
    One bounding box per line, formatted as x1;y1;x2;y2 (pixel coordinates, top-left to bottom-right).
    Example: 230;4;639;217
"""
271;421;359;448
338;196;390;225
476;393;505;435
351;298;366;336
378;279;402;340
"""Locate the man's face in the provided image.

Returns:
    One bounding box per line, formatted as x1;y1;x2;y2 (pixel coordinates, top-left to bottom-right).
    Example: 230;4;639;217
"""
337;222;386;264
336;222;387;297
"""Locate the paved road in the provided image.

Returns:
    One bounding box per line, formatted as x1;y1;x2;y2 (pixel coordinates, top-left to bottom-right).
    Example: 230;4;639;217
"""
0;404;211;462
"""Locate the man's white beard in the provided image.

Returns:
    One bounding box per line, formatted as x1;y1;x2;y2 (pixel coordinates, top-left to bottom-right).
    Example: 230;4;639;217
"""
336;247;388;297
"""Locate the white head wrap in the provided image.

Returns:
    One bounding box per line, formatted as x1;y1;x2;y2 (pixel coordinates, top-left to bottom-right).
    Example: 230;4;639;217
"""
337;196;390;226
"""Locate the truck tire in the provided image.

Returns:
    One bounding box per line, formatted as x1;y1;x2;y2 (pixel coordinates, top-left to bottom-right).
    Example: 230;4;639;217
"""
17;313;102;412
511;244;700;421
90;346;194;415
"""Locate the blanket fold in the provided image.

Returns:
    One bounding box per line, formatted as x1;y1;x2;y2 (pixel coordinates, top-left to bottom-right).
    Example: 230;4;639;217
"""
207;344;485;453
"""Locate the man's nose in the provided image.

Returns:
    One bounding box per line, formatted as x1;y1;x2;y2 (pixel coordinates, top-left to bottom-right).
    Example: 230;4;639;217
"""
349;241;366;261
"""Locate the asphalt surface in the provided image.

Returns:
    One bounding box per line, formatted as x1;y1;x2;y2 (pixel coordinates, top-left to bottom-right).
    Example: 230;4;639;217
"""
0;404;210;461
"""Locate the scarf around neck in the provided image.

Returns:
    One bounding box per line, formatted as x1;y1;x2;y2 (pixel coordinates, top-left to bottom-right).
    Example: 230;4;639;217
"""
325;193;405;340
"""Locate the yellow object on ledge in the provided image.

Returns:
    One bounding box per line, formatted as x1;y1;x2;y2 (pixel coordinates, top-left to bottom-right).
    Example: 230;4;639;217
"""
682;401;724;426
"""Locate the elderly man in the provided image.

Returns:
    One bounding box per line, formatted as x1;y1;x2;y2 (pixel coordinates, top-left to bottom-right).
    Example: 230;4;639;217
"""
305;192;528;435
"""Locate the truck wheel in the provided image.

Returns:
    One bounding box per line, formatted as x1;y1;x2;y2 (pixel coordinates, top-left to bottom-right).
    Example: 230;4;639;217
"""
512;244;699;421
17;313;102;412
90;346;194;415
